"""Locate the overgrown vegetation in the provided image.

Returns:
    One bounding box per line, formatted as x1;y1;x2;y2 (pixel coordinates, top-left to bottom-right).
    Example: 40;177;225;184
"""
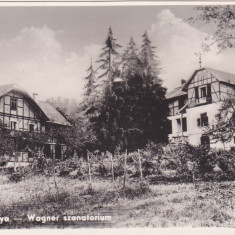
0;174;234;228
5;142;234;185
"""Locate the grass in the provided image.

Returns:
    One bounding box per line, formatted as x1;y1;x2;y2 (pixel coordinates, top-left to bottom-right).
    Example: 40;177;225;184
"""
0;174;234;228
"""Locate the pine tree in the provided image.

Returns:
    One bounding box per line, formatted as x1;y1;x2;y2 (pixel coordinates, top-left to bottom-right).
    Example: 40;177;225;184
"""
122;37;141;77
82;59;103;118
84;59;96;97
88;29;168;153
97;27;121;91
140;31;160;78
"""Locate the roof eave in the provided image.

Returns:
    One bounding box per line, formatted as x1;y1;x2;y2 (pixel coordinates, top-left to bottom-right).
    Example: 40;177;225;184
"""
46;121;72;127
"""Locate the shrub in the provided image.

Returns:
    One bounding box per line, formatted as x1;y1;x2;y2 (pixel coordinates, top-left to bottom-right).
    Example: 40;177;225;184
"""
8;166;31;182
0;156;9;167
8;172;24;183
98;163;108;176
210;149;235;179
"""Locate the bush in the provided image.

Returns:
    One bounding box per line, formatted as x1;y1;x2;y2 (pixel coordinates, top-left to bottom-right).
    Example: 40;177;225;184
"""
8;172;24;183
56;158;88;178
0;156;9;167
8;166;31;182
210;149;235;179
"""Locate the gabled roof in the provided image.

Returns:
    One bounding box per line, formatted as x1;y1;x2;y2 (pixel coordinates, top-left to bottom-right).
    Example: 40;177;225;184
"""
0;83;29;98
0;84;49;121
0;83;71;126
167;67;235;100
166;86;187;100
206;67;235;85
182;67;235;91
37;101;71;126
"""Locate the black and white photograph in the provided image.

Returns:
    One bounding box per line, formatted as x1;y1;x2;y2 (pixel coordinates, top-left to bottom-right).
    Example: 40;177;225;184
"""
0;1;234;229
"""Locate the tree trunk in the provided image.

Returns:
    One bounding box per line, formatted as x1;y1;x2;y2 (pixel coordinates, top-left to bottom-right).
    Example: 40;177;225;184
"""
123;149;127;188
87;151;92;188
138;149;143;181
109;151;114;185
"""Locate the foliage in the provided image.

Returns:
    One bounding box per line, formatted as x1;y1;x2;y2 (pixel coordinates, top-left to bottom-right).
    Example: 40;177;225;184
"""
91;30;168;152
75;28;168;153
210;148;235;179
118;181;151;199
47;97;80;119
84;60;97;97
0;156;9;167
8;166;32;182
92;71;168;152
205;96;235;148
121;37;141;77
0;174;234;228
97;27;121;81
8;171;24;183
190;6;235;51
140;31;161;77
0;122;15;157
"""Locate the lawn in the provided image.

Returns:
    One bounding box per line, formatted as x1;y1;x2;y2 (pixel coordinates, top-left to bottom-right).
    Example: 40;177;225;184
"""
0;174;234;228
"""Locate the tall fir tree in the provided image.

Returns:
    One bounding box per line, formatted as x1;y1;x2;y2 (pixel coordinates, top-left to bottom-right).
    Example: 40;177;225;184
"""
92;71;168;153
84;59;96;97
82;59;99;115
140;31;160;79
87;29;168;153
122;37;141;77
97;27;121;91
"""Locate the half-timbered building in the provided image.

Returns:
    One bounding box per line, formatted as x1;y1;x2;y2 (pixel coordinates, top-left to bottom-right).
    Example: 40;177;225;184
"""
166;67;235;148
0;84;71;164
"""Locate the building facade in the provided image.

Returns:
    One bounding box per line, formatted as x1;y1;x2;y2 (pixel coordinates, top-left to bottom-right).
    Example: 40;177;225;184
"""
166;67;235;148
0;84;71;164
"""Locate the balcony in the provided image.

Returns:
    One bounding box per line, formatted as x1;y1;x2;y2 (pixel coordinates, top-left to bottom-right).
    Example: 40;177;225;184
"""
189;96;212;107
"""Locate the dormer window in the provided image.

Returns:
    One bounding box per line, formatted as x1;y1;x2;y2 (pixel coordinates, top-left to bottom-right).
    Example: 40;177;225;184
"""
200;86;207;98
10;97;17;110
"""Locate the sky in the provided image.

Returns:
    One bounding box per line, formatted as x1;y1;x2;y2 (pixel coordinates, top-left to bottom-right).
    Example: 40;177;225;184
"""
0;4;234;101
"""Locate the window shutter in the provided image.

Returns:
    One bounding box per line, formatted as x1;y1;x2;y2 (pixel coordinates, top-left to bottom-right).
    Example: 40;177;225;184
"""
195;87;199;99
207;84;211;97
197;118;201;127
205;116;209;126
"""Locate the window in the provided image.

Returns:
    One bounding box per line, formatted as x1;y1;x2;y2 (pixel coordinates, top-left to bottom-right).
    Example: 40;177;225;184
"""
207;84;211;98
10;121;17;130
29;124;34;132
200;86;207;98
195;87;199;99
182;117;187;132
169;100;179;116
10;97;17;110
167;120;172;134
197;113;209;127
201;113;208;126
179;97;186;109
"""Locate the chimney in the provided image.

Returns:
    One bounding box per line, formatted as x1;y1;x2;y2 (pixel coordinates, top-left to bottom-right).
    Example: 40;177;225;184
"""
33;93;38;103
181;79;186;85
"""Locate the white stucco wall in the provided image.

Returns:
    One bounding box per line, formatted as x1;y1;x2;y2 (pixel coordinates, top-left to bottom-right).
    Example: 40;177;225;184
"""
186;102;220;145
168;101;235;149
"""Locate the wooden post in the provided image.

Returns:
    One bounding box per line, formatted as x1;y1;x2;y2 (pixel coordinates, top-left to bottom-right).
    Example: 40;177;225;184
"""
87;151;92;187
138;149;143;181
123;149;127;188
109;151;114;184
